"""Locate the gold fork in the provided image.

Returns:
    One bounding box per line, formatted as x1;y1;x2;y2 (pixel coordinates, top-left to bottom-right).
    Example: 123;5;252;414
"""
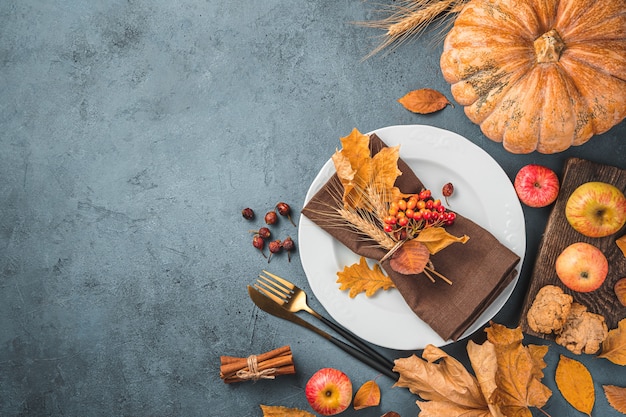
256;270;395;370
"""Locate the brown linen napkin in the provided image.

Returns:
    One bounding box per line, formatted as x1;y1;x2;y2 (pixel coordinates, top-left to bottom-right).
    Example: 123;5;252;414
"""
301;134;520;342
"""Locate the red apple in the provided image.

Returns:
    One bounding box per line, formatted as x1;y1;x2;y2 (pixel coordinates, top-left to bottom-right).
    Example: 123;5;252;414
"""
565;181;626;238
555;242;608;292
514;164;560;207
305;368;352;415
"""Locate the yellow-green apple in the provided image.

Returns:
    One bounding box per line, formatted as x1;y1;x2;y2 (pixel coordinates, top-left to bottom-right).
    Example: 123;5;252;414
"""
565;181;626;238
555;242;608;292
514;164;560;207
305;368;352;415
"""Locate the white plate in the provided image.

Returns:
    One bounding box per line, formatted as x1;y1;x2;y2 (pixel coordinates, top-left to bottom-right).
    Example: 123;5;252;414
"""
298;125;526;350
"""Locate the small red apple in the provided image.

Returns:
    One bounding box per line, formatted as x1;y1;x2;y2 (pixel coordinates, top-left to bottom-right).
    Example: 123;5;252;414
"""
565;181;626;238
514;164;560;208
555;242;608;293
305;368;352;416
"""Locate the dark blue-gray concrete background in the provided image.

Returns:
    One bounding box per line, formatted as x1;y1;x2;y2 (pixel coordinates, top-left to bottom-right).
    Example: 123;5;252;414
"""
1;1;625;416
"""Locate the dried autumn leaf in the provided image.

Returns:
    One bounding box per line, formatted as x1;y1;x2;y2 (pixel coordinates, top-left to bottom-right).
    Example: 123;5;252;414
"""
381;413;401;417
598;318;626;365
332;128;402;209
415;226;469;255
389;240;430;275
353;379;381;410
604;385;626;414
617;234;626;257
260;404;316;417
337;256;395;298
485;323;552;417
555;355;594;416
394;344;490;415
467;340;506;417
398;88;452;114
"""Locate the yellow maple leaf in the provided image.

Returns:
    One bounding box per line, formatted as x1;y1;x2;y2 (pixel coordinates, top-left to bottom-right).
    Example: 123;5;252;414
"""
485;324;552;417
353;380;381;410
260;404;316;417
555;355;594;416
332;128;402;210
415;226;470;255
598;318;626;365
337;256;395;298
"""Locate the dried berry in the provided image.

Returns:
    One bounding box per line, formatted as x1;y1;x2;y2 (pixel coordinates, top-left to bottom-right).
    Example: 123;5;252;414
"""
249;227;271;239
268;239;282;263
282;236;295;262
264;211;278;225
276;202;296;226
241;207;255;220
252;234;266;258
442;182;454;205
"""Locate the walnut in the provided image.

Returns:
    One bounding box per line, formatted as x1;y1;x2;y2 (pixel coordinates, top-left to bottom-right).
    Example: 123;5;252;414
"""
527;285;573;334
555;303;608;355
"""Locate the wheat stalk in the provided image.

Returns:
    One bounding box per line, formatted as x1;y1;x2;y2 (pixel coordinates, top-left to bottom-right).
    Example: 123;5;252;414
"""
357;0;469;58
337;208;397;250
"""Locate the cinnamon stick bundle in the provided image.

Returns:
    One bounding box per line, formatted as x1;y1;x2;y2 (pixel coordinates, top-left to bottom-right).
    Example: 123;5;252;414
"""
219;345;295;384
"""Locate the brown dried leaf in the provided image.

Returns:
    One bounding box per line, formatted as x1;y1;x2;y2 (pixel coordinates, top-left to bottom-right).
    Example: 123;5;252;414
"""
415;226;469;255
604;385;626;414
398;88;452;114
485;323;552;416
393;344;489;414
467;341;506;417
381;413;401;417
337;256;395;298
389;240;430;275
353;380;381;410
555;355;594;416
617;234;626;257
260;404;316;417
598;318;626;365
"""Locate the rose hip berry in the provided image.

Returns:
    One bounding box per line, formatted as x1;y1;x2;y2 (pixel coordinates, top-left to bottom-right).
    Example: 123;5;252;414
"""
282;236;295;262
264;211;278;225
267;239;282;263
442;182;454;205
249;226;271;239
241;207;255;220
276;202;296;226
252;234;266;258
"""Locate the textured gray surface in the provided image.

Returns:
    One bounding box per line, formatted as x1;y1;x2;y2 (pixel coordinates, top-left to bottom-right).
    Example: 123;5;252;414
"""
1;1;625;416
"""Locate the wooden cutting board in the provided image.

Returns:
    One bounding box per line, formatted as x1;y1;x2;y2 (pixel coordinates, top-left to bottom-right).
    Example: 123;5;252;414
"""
519;157;626;338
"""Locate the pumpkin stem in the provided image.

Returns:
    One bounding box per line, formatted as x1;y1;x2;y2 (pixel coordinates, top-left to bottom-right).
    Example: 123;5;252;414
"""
534;29;565;63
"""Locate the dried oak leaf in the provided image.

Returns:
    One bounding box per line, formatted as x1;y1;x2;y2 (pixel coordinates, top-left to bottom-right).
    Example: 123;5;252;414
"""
604;385;626;414
415;226;469;255
598;318;626;365
393;344;491;415
398;88;452;114
617;235;626;257
353;379;381;410
332;128;402;209
337;256;395;298
484;323;552;417
260;404;316;417
389;240;430;275
555;355;594;416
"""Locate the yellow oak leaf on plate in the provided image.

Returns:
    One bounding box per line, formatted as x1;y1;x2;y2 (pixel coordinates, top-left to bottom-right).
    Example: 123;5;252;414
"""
393;344;491;415
398;89;452;114
353;379;381;410
555;355;594;416
598;318;626;365
260;404;316;417
604;385;626;414
337;256;395;298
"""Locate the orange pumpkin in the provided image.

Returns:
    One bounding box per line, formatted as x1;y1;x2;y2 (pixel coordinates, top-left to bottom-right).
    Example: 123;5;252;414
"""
440;0;626;154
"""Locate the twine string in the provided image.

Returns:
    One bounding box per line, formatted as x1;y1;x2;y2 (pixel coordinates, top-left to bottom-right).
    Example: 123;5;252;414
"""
235;354;276;381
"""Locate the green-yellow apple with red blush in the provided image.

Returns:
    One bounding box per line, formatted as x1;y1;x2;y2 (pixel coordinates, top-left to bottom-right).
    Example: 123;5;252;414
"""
555;242;608;292
565;181;626;238
305;368;352;415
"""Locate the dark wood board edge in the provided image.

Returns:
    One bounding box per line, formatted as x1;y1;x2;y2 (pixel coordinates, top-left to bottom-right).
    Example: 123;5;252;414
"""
519;157;626;339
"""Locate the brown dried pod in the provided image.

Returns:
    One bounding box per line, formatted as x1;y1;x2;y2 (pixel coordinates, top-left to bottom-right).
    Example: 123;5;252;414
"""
615;278;626;307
